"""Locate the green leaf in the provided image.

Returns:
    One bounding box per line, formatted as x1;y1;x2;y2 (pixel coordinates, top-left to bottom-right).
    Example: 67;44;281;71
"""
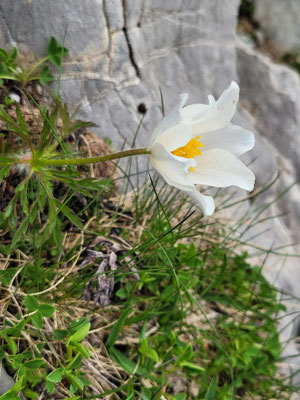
54;329;68;339
64;120;97;136
205;376;218;400
20;181;29;214
4;201;14;219
37;211;57;244
15;104;30;137
69;317;89;332
139;339;159;362
47;368;63;383
0;49;8;61
47;37;58;56
38;107;58;150
9;354;23;369
0;267;19;286
69;342;90;359
106;306;132;349
23;359;45;369
36;343;44;353
31;311;43;329
6;337;17;355
266;332;280;358
65;353;83;370
79;377;91;386
144;348;159;363
24;295;39;312
0;392;20;400
39;66;54;85
40;66;49;77
179;360;205;372
0;166;10;184
39;303;55;317
63;397;81;400
9;47;18;62
39;74;54;85
10;196;39;249
45;379;55;394
110;347;160;383
47;36;68;66
26;371;43;385
10;214;29;249
0;72;15;81
55;199;84;230
65;372;84;390
5;320;26;336
22;388;39;400
0;63;12;76
173;394;187;400
116;287;127;299
67;322;90;344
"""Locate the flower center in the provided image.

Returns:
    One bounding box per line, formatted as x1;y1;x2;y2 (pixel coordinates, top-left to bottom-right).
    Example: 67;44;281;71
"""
172;136;203;171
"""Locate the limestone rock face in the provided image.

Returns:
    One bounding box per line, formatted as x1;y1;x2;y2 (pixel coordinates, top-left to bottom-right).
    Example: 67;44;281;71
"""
254;0;300;54
236;41;300;245
0;0;239;151
0;362;14;395
236;40;300;173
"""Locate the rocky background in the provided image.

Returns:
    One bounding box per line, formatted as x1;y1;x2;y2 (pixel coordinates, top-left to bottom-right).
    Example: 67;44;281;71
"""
0;0;300;385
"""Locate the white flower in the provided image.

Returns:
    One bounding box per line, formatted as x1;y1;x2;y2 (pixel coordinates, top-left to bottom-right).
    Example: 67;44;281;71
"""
149;82;255;216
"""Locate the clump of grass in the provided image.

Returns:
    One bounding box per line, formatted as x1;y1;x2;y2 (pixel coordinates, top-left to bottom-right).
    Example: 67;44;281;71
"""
0;170;298;398
0;37;68;87
281;53;300;76
238;0;255;20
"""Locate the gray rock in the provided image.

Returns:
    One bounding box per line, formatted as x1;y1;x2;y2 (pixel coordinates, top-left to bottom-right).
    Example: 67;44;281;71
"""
236;41;300;247
0;0;239;150
0;362;14;395
237;40;300;173
254;0;300;54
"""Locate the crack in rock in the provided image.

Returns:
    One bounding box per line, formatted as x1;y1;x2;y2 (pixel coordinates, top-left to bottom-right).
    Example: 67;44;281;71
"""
122;0;141;78
102;0;113;76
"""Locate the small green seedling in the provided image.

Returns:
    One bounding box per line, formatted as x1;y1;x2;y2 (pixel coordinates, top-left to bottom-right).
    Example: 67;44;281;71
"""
0;37;68;87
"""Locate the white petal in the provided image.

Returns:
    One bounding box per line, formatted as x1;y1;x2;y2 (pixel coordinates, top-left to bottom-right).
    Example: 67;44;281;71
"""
180;103;208;121
194;95;218;123
200;123;255;157
190;81;240;135
189;148;255;191
149;93;188;147
186;190;215;216
150;142;195;191
154;122;193;152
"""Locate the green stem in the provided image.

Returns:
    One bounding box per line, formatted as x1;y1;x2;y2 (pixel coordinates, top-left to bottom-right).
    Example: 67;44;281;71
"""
66;346;73;362
27;148;151;167
27;56;49;77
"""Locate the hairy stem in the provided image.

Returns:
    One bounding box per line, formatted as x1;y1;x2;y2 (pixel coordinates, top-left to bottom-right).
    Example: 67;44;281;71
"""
21;148;151;167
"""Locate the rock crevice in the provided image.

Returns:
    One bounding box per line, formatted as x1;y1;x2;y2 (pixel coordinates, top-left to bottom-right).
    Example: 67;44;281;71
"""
122;0;141;79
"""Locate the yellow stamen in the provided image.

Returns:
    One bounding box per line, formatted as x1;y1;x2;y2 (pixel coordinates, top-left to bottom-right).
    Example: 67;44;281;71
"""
172;136;203;171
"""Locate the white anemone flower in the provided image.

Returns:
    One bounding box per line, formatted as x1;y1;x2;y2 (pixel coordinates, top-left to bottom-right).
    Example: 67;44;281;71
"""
149;82;255;216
